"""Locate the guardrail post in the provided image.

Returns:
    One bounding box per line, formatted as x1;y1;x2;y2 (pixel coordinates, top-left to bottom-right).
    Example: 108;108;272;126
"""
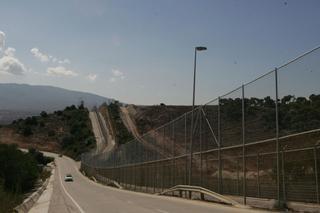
241;84;246;205
314;146;319;204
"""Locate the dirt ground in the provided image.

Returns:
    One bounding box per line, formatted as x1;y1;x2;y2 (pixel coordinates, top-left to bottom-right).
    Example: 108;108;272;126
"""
0;127;60;152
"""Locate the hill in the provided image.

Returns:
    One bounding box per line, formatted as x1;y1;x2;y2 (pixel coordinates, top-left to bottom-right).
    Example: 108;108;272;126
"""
0;104;95;159
0;83;113;124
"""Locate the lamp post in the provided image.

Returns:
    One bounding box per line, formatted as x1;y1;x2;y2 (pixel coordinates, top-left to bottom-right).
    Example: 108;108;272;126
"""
189;46;207;186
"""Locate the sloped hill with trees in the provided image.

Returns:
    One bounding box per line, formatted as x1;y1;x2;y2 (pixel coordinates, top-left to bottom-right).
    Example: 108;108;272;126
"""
0;103;95;159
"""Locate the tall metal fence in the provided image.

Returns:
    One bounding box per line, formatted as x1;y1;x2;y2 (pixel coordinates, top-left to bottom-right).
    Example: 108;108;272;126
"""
81;46;320;205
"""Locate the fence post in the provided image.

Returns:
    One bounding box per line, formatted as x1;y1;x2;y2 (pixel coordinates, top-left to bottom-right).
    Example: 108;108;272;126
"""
134;165;137;191
237;157;240;195
314;146;319;204
241;84;247;205
200;110;204;200
162;128;165;192
257;153;260;198
200;109;203;187
153;164;156;193
185;114;188;185
275;68;281;207
281;149;286;203
172;122;175;187
218;97;222;194
189;109;195;188
161;162;164;192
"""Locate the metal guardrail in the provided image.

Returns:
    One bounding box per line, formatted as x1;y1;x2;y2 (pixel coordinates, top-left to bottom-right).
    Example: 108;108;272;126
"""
159;185;247;208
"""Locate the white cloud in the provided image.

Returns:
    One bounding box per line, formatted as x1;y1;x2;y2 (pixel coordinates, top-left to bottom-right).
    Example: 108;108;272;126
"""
109;77;116;83
47;66;78;77
30;48;49;62
112;69;123;77
31;48;71;65
109;68;125;82
4;47;16;57
0;31;5;51
58;58;71;64
49;55;58;63
87;73;97;81
0;56;26;75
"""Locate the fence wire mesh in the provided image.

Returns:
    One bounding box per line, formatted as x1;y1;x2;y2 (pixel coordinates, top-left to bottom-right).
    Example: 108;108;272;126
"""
81;46;320;205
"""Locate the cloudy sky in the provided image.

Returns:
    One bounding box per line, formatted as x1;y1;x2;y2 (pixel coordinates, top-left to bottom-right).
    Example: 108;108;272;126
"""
0;0;319;105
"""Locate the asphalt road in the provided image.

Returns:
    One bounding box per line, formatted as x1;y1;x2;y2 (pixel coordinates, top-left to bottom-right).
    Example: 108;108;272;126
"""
48;156;269;213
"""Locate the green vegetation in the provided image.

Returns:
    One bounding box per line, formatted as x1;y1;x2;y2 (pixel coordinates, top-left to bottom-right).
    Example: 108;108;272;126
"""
220;94;320;133
11;103;95;160
278;94;320;133
107;101;133;144
59;104;96;159
0;144;53;212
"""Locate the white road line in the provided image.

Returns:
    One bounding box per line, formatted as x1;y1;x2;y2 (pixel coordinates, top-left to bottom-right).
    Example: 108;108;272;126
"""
57;163;86;213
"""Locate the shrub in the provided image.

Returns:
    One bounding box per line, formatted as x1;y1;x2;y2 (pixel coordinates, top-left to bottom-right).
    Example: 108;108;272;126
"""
40;111;48;118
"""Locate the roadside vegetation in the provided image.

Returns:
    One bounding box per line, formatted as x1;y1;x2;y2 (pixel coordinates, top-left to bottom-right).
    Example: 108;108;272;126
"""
106;101;133;144
0;144;53;212
10;103;95;159
220;94;320;135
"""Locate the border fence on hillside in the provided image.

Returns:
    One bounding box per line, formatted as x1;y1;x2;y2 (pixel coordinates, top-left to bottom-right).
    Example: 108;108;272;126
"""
81;46;320;205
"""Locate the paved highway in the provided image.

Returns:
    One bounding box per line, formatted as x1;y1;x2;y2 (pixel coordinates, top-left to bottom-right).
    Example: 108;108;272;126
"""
48;156;269;213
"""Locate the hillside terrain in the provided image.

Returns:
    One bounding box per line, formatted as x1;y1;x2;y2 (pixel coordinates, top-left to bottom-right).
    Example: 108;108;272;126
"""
0;104;95;159
127;104;193;134
0;83;113;124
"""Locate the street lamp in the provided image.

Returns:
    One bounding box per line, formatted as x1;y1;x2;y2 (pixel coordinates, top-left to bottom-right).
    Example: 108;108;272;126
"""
189;46;207;186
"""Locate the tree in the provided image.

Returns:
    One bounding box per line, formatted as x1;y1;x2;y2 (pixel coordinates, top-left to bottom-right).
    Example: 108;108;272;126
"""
40;111;48;118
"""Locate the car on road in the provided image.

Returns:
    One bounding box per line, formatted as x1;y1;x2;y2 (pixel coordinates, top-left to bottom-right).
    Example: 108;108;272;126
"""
64;174;73;182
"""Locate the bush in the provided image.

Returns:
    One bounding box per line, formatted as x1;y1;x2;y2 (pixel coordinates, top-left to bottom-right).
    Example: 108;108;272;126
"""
40;111;48;118
0;144;39;193
28;148;53;166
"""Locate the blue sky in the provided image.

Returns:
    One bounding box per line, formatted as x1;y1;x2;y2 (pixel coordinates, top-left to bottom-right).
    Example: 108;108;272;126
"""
0;0;319;105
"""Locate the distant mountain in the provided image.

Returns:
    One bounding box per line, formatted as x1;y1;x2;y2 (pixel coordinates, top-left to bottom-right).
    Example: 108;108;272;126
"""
0;83;113;124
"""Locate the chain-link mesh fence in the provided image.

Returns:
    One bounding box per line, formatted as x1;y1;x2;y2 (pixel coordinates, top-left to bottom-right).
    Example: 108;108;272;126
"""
81;46;320;205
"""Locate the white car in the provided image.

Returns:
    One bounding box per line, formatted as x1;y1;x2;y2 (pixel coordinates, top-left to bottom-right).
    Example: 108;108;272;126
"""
64;174;73;182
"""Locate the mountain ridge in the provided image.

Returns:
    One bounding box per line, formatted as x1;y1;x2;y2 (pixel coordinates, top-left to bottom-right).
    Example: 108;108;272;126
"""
0;83;113;123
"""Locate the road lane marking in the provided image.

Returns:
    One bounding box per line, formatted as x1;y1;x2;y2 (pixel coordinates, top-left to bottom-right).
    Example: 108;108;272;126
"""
58;162;86;213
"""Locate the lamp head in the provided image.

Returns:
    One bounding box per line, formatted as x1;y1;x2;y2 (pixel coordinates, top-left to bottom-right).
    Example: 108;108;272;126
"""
196;46;207;51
